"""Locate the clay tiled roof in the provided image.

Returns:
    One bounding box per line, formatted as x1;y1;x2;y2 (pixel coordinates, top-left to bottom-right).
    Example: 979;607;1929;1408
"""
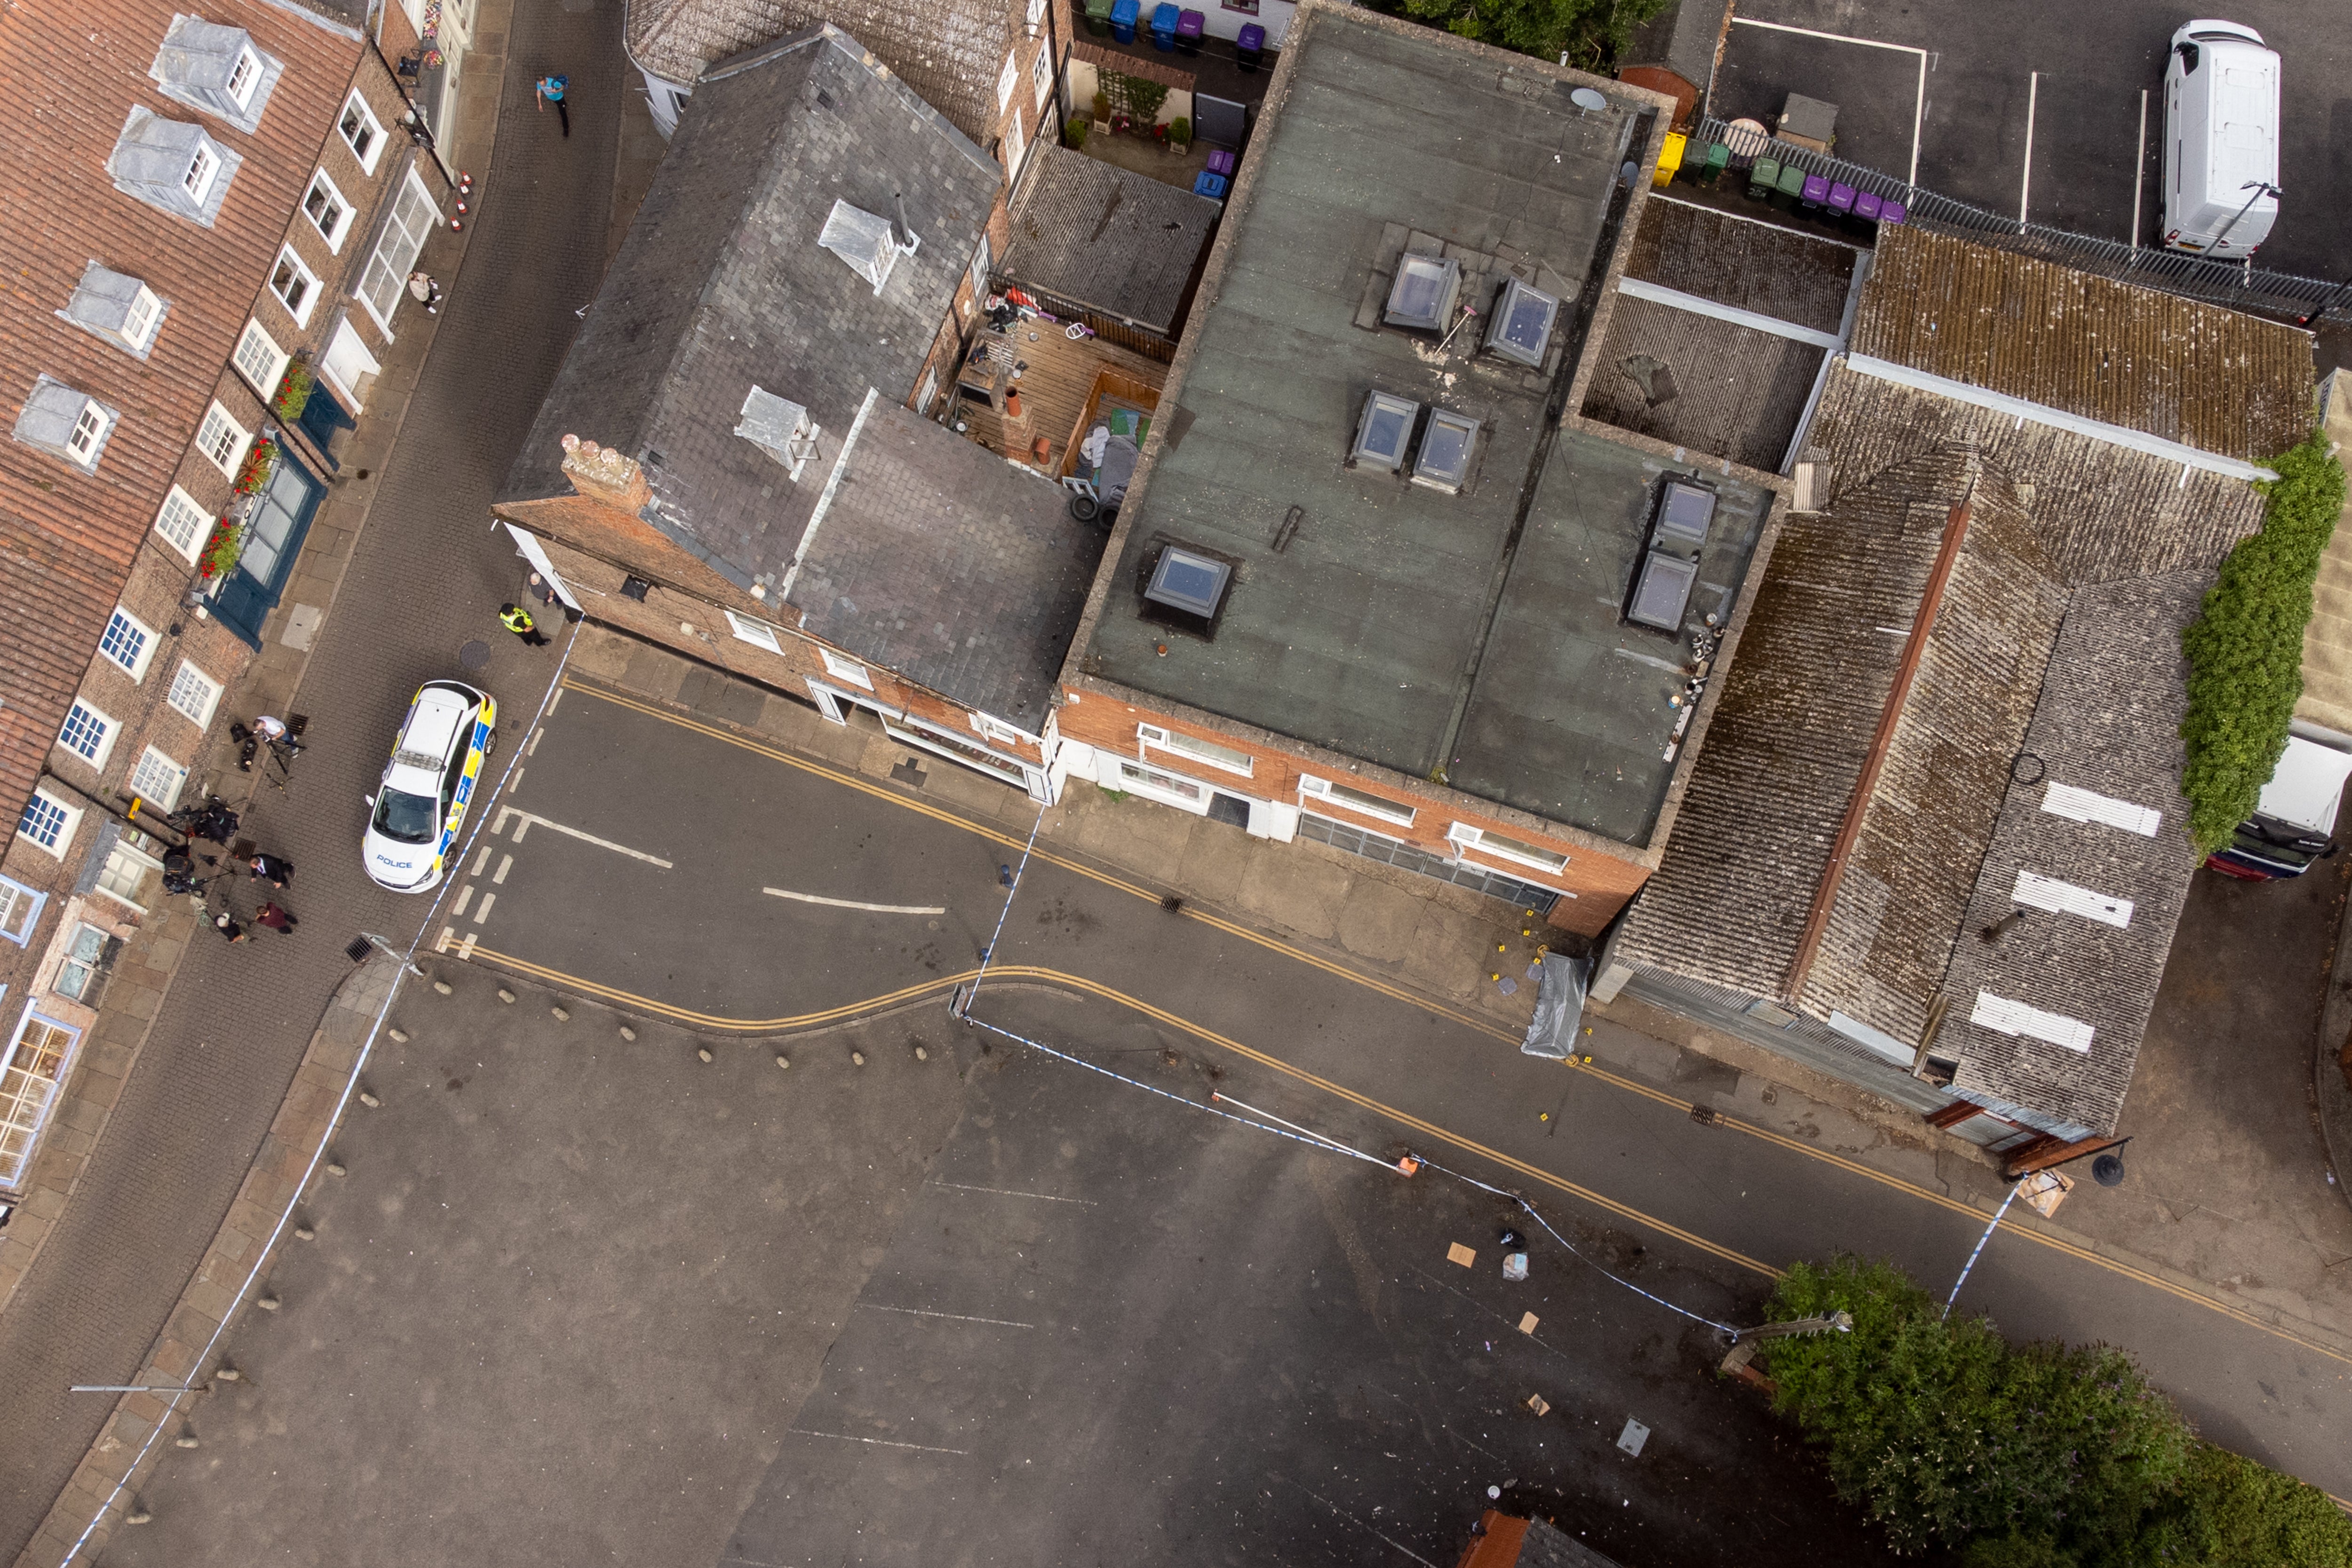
0;0;360;839
626;0;1017;144
1853;226;2314;462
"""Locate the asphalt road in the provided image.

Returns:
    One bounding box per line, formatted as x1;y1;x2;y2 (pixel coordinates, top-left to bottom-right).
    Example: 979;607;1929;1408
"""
1712;0;2352;278
446;678;2352;1504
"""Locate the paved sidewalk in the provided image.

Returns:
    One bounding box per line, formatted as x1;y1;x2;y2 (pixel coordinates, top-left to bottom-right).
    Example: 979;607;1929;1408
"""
0;0;627;1555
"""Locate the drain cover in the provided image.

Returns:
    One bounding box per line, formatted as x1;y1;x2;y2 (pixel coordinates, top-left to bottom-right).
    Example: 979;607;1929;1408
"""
458;639;491;670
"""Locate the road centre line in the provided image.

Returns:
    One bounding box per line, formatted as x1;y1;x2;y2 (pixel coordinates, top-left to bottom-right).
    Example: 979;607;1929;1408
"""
494;854;513;884
471;846;493;876
788;1428;970;1457
1730;16;1928;185
453;885;474;918
473;892;496;924
857;1302;1036;1329
551;683;2352;1367
764;887;946;915
929;1180;1098;1205
493;805;672;868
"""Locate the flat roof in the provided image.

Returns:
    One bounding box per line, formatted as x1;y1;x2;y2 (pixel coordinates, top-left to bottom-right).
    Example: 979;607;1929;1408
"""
1075;8;1760;846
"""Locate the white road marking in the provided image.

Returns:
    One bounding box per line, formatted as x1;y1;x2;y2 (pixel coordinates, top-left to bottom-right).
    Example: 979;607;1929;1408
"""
473;892;496;924
788;1429;970;1457
548;687;564;714
471;846;492;875
452;885;475;918
856;1302;1035;1329
928;1180;1097;1206
489;813;507;837
436;926;456;953
498;810;672;867
509;767;525;795
528;727;543;756
2019;71;2039;223
763;887;945;915
493;854;513;885
460;931;477;960
1731;16;1928;184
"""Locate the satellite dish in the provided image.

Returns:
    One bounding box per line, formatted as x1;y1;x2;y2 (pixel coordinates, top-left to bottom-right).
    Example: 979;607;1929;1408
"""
1569;87;1609;114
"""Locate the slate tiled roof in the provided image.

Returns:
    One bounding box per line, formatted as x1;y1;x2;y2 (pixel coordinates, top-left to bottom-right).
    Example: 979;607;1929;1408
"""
0;0;359;841
1856;226;2314;462
787;404;1105;726
626;0;1016;143
500;26;998;595
1612;350;2275;1134
1001;143;1218;335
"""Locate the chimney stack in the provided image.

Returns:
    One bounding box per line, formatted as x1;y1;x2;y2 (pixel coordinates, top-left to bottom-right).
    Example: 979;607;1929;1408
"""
560;433;652;510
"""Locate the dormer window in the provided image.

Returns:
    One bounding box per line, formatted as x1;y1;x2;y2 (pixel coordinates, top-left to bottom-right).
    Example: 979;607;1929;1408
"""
106;108;241;225
62;263;167;357
13;377;117;474
1484;277;1560;368
735;387;822;480
1350;391;1419;472
818;199;917;294
151;16;280;133
1384;254;1460;333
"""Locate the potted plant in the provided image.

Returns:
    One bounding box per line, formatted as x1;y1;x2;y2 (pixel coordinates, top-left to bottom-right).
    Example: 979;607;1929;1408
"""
1091;90;1110;130
1065;118;1089;151
196;517;245;581
1152;121;1168;147
1168;115;1191;152
269;357;315;422
230;434;277;497
1110;110;1132;136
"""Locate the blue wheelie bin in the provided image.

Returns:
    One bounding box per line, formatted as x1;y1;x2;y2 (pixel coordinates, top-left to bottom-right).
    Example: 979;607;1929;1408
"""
1109;0;1138;43
1149;2;1179;49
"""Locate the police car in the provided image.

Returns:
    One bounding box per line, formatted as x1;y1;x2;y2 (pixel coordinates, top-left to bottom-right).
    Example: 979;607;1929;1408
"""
362;680;497;892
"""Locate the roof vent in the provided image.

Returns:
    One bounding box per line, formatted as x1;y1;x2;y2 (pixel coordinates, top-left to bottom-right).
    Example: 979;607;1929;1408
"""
819;199;917;294
1412;410;1480;493
1144;545;1233;620
1351;391;1420;472
1485;278;1560;368
736;387;822;479
1384;255;1461;333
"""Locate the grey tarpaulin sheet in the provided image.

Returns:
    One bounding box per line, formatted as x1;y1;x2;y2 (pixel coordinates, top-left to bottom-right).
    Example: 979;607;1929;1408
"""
1521;951;1591;1059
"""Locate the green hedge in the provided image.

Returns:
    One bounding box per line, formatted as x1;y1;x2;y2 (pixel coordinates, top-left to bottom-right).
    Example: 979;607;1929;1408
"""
1761;1256;2352;1565
2179;430;2345;854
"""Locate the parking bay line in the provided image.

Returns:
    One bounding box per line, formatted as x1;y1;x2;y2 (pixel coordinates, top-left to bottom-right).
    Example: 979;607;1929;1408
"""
552;684;2352;1369
857;1302;1036;1329
493;807;672;868
763;887;945;915
1731;15;1930;185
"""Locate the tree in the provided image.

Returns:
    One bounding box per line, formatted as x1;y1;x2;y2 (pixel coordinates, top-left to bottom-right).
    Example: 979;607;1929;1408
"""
1363;0;1671;73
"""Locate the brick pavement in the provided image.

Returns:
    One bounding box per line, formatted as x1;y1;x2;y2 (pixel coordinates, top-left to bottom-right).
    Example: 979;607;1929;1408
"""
0;0;626;1556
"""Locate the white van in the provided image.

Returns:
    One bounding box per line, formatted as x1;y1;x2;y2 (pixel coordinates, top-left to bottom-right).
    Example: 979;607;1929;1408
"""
2161;19;2280;256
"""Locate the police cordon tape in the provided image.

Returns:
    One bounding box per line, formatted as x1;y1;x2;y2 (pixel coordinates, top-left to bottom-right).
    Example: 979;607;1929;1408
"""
954;803;1741;1341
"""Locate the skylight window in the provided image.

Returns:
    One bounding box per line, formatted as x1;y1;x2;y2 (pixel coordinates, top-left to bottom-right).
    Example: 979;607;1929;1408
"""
1651;479;1716;552
1412;410;1479;493
818;199;917;294
1384;255;1460;333
1485;278;1560;368
1144;546;1232;620
1351;391;1420;472
1626;550;1699;632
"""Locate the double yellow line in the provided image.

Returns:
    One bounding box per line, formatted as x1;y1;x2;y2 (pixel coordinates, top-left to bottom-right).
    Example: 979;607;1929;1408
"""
537;679;2352;1373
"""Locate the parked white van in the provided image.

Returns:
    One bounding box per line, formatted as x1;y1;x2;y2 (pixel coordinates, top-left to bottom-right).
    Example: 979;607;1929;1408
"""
2161;19;2280;256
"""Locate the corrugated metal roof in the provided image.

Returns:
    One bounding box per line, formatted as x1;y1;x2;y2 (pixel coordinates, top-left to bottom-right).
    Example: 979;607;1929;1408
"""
1852;226;2314;462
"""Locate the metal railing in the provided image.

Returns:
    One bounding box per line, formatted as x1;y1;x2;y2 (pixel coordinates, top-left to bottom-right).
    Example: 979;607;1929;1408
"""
1683;114;2352;328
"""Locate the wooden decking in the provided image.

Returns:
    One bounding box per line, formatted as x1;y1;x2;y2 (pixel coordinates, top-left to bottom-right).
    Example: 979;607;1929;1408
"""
947;317;1168;476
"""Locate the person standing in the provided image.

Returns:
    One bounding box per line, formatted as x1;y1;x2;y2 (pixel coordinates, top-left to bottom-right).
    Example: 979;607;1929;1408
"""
500;603;550;647
255;902;299;936
536;73;569;137
407;271;443;315
214;912;248;944
248;852;294;889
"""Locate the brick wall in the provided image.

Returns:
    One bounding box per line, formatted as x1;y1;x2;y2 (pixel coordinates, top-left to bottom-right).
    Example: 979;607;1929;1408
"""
1057;688;1651;935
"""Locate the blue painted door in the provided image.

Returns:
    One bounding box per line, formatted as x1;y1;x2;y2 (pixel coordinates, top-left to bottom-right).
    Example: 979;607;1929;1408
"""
212;446;322;648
